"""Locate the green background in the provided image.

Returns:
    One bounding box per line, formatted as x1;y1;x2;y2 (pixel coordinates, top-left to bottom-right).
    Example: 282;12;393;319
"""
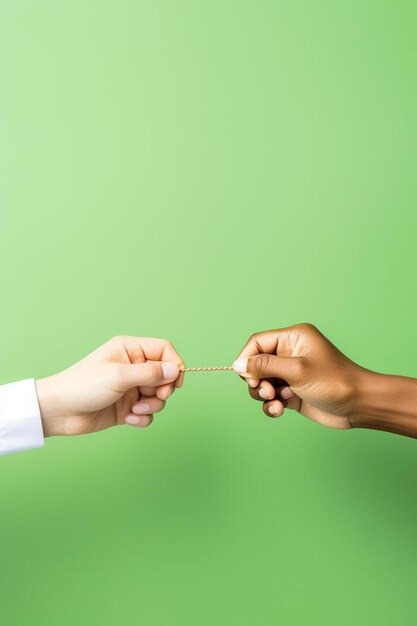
1;1;416;624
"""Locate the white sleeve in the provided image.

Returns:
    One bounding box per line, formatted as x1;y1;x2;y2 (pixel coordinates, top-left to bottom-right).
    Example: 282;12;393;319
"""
0;379;45;455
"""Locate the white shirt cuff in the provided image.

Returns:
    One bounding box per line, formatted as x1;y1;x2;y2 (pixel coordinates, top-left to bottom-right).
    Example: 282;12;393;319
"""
0;379;45;455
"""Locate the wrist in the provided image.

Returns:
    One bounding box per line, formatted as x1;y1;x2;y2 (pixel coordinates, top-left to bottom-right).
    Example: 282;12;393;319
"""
350;369;417;438
35;375;64;437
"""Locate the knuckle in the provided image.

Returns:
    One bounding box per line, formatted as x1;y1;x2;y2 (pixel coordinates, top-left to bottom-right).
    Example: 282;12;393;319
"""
166;340;176;351
147;361;161;379
254;353;271;375
298;323;318;334
109;335;124;347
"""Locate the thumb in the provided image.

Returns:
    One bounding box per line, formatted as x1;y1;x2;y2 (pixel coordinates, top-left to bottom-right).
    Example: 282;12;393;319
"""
233;354;304;385
116;361;180;390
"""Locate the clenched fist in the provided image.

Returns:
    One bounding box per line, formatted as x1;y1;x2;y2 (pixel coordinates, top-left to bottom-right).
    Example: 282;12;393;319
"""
36;336;185;436
233;324;417;438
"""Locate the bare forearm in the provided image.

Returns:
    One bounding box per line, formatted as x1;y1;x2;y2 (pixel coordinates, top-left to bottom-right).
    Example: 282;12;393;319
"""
352;371;417;438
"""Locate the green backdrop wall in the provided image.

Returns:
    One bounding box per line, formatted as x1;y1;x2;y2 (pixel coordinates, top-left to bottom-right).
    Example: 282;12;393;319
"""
1;1;416;624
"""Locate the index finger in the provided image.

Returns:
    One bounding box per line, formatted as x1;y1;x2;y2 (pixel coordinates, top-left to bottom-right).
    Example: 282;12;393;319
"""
120;336;185;388
122;336;185;364
236;326;305;361
234;330;281;387
236;331;280;360
161;341;185;388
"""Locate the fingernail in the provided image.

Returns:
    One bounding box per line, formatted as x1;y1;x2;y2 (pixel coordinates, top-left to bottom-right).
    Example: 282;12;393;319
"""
269;405;279;416
259;387;269;399
162;362;179;380
233;358;248;374
125;415;141;425
247;378;258;388
132;402;151;414
281;387;292;400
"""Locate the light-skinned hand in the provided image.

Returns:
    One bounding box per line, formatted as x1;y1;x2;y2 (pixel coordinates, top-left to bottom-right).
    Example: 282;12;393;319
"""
35;336;185;436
